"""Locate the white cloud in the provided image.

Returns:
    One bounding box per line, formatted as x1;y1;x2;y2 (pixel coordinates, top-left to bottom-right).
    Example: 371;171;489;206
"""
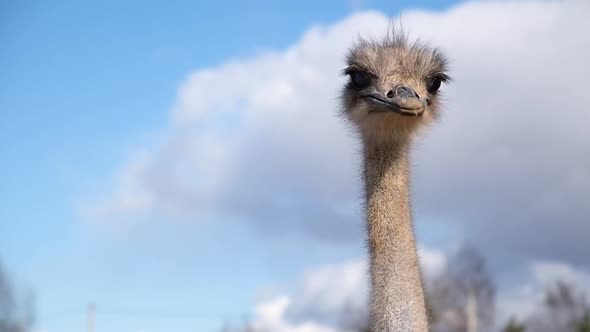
253;255;590;332
252;260;365;332
88;0;590;267
251;246;447;331
531;261;590;292
253;286;353;332
283;259;368;329
419;246;448;277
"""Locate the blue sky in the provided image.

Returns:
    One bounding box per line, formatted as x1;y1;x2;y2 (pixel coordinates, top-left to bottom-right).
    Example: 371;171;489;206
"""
2;1;590;332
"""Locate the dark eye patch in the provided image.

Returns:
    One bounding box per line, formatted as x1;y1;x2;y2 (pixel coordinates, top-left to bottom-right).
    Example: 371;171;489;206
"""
426;73;450;94
347;70;372;90
426;77;442;94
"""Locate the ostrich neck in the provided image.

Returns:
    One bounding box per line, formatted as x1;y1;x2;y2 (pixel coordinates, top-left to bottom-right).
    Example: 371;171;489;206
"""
363;140;428;332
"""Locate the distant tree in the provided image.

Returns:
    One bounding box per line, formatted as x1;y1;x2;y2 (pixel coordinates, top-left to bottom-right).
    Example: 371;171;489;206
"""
219;320;234;332
578;312;590;332
545;281;584;309
427;245;495;332
218;319;263;332
425;293;438;327
502;317;526;332
242;321;255;332
526;281;589;332
0;258;35;332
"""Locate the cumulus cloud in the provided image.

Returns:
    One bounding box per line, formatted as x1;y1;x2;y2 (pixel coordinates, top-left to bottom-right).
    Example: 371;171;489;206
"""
252;255;590;332
252;246;445;332
283;259;368;329
253;296;341;332
251;250;587;332
420;246;448;277
406;0;590;267
88;0;590;267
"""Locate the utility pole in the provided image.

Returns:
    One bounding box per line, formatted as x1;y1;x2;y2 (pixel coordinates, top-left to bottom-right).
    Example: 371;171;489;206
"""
466;289;478;332
87;302;96;332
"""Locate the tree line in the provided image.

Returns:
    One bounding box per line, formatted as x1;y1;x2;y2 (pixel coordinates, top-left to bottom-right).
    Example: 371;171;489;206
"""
0;260;34;332
221;246;590;332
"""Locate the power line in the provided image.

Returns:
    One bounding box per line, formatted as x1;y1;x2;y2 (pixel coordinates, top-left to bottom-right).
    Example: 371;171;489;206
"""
95;308;239;320
41;303;254;324
87;303;95;332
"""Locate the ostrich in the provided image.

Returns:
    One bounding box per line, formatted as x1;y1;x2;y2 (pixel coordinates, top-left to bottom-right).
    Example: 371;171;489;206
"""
340;30;450;331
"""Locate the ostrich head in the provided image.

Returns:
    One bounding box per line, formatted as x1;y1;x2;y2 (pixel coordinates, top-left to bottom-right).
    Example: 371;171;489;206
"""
341;31;450;144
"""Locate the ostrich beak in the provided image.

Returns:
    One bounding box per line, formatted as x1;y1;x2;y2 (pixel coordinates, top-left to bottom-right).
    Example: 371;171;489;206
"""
361;88;426;116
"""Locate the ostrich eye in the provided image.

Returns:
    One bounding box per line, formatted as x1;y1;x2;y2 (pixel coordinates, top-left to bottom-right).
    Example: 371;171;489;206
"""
426;76;443;94
349;70;372;90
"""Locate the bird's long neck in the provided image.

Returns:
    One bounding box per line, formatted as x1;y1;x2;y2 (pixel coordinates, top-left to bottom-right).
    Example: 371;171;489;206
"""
363;139;428;332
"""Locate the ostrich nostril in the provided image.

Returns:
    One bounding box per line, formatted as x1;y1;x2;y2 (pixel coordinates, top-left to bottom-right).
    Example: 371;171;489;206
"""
386;90;394;98
395;85;419;99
